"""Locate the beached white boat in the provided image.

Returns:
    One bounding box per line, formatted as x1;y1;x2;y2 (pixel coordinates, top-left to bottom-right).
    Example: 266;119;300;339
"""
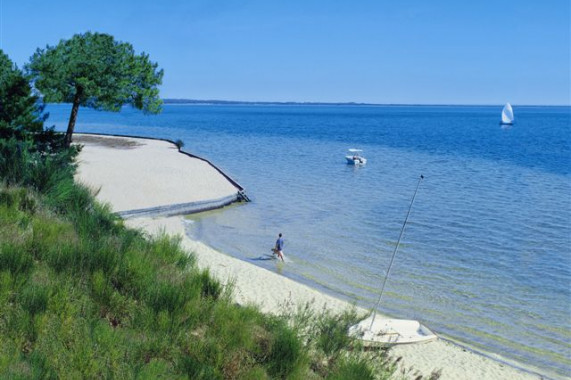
345;148;367;165
349;316;437;345
348;175;434;346
500;103;514;125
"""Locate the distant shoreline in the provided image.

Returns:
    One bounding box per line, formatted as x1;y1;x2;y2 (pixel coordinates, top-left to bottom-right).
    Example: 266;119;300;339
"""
163;99;570;108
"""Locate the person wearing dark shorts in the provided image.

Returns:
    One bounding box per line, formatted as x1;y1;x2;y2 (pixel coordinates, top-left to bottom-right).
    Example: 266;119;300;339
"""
273;233;285;262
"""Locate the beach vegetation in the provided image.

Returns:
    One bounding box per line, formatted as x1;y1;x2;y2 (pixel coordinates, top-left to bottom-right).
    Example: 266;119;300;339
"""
26;32;164;147
0;50;67;154
0;50;44;143
327;356;376;380
174;138;185;149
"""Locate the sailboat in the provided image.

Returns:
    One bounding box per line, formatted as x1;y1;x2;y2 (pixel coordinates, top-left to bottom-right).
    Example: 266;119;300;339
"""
348;175;437;346
500;103;514;125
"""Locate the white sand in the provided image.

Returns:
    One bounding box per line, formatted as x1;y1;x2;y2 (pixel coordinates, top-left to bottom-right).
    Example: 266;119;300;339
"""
74;134;238;213
75;134;550;380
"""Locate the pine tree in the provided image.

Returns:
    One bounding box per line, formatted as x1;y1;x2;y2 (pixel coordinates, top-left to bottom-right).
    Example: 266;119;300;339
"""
0;50;45;142
27;32;163;147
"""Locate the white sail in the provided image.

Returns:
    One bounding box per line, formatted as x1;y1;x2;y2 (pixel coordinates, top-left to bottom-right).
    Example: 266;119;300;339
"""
501;103;514;124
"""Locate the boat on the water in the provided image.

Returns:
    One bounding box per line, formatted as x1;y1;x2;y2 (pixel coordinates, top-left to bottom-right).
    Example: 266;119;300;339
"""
345;148;367;165
500;103;514;125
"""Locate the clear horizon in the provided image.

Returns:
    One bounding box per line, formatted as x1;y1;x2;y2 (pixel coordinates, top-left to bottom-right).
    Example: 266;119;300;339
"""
2;1;570;106
160;98;571;107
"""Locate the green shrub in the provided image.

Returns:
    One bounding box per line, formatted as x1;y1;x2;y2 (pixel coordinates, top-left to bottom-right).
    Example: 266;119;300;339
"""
136;358;175;379
117;248;156;298
44;177;93;218
316;310;359;357
19;283;49;316
26;350;58;380
147;280;188;315
26;150;77;194
92;270;112;305
0;186;37;213
174;139;184;149
0;139;76;193
0;138;33;186
239;366;269;380
196;268;222;300
30;217;77;268
88;239;119;274
0;243;33;275
179;354;222;380
327;356;376;380
148;234;193;268
265;318;306;379
44;242;78;273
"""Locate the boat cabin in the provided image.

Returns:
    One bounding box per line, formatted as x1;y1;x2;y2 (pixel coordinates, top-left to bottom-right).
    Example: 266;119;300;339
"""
345;148;367;165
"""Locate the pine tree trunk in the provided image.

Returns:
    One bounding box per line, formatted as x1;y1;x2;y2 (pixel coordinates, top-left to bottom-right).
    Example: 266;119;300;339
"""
64;87;83;147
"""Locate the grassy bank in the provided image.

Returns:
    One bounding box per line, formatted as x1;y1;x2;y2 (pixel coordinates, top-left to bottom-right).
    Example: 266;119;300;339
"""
0;145;402;378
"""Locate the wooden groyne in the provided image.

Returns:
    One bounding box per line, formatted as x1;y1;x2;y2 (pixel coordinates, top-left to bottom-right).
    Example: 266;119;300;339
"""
118;194;241;219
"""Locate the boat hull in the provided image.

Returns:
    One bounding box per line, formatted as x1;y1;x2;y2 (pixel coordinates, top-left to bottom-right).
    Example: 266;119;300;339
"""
345;156;367;165
349;316;437;346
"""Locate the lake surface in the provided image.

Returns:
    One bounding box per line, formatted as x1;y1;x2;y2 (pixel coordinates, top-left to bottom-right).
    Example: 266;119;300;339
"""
47;104;571;377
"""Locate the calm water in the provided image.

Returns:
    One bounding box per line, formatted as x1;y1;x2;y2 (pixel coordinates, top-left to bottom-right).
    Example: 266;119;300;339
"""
47;104;571;377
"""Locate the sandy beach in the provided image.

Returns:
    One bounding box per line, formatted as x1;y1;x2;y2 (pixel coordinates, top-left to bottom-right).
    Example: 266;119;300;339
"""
74;134;550;380
74;134;240;215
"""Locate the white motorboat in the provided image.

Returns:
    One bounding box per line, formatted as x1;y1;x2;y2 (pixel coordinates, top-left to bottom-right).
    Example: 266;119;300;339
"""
345;148;367;165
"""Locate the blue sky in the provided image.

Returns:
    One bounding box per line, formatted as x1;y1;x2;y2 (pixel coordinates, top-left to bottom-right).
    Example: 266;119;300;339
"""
1;1;569;105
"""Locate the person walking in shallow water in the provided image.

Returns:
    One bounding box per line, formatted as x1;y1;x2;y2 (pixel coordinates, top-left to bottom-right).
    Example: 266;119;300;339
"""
273;233;285;262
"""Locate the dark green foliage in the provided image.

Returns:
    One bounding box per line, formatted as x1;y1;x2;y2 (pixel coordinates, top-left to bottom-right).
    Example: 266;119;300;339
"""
0;138;35;186
316;309;358;357
19;283;49;316
147;280;189;314
0;242;34;275
26;32;164;146
26;351;58;380
174;139;184;149
27;32;163;113
0;138;77;192
0;50;43;140
0;50;66;153
179;355;222;380
196;268;222;299
43;175;93;218
265;318;306;378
